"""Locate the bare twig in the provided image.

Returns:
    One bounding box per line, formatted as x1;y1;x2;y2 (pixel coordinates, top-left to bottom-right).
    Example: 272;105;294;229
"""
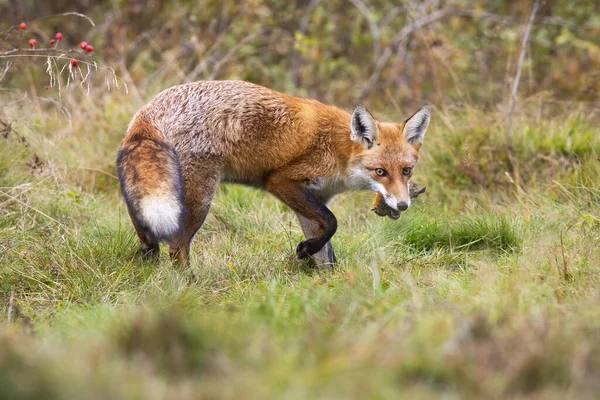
0;47;81;57
346;0;381;60
292;0;324;87
360;7;451;101
506;0;541;186
380;5;410;28
0;12;95;36
455;8;573;29
187;24;290;85
0;61;12;82
33;11;96;27
292;0;384;88
208;28;265;80
359;2;566;102
185;33;229;82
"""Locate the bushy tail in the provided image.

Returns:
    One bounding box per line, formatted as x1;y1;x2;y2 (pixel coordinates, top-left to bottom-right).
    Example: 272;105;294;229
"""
116;116;186;242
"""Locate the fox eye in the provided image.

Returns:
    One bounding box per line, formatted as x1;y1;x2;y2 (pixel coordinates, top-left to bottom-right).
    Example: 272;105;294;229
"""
375;168;387;177
402;167;412;176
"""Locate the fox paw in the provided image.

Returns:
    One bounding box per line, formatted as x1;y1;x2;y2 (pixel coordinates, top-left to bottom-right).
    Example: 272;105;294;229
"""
313;241;337;266
296;239;318;260
139;245;159;259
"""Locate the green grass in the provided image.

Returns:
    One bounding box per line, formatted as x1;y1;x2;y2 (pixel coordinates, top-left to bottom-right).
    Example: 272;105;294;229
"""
1;93;599;399
380;207;522;254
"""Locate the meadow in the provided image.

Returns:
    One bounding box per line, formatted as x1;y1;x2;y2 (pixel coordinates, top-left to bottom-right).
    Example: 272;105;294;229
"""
1;1;599;398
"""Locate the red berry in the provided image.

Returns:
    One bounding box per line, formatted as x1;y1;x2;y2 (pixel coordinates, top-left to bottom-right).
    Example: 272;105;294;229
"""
19;22;26;30
49;39;55;45
29;39;36;48
79;41;88;49
85;45;93;53
55;32;63;41
71;59;78;67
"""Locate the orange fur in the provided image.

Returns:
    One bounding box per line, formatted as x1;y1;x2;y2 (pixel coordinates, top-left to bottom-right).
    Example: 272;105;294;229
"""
116;80;430;267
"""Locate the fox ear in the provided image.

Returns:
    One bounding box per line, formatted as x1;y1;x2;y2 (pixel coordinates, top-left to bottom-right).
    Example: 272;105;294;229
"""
403;105;431;147
351;104;378;149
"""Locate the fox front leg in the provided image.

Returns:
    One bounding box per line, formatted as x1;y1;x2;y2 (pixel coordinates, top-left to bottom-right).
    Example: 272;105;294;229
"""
266;174;337;262
296;213;336;266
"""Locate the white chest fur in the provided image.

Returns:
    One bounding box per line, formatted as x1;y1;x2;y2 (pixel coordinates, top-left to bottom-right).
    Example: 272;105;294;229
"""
306;176;349;202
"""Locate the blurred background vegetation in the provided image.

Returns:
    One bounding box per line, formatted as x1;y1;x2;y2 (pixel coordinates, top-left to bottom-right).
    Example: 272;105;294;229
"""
2;0;599;105
1;0;598;191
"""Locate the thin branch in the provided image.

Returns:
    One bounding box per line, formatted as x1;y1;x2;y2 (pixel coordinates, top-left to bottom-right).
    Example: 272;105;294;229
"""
507;0;541;144
455;8;573;29
346;0;381;60
380;5;410;28
506;0;541;187
0;48;80;57
33;11;96;27
185;32;229;82
208;28;265;80
360;7;451;101
0;61;12;82
292;0;323;87
292;0;382;88
359;2;569;101
0;12;95;36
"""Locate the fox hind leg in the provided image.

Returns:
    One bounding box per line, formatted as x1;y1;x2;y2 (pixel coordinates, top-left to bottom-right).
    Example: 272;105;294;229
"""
169;155;224;266
132;222;159;258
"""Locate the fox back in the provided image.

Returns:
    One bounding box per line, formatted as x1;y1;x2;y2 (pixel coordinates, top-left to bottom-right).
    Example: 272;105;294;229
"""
117;80;431;266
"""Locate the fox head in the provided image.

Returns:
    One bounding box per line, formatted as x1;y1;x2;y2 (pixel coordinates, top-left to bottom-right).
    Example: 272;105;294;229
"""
348;104;431;212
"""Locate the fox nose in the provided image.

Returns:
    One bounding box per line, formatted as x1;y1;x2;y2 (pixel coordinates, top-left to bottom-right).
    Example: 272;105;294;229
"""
397;201;409;211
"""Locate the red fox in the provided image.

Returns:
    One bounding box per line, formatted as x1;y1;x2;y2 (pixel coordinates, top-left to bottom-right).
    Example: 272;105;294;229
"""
117;80;430;266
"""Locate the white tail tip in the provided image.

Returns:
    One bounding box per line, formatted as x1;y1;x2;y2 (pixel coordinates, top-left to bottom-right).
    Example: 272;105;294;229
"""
139;195;182;238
